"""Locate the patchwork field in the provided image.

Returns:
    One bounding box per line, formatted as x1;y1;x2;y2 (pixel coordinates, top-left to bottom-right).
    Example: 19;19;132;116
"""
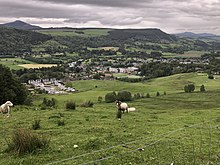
18;64;57;69
1;73;220;164
0;58;35;70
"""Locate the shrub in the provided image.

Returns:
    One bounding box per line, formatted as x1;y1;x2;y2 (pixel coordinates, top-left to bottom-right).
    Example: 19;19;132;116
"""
66;101;76;110
32;119;41;130
41;97;57;108
156;91;160;96
164;91;167;95
184;84;195;93
146;93;150;98
5;128;50;155
134;93;141;99
105;92;117;103
57;119;65;126
98;96;103;103
117;91;132;101
23;95;33;106
208;74;214;79
200;84;206;92
80;101;94;107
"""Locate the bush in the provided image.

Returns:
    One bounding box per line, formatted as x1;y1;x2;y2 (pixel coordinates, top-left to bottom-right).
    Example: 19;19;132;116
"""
23;95;33;106
184;84;195;93
66;101;76;110
156;91;160;96
164;91;167;95
200;84;206;92
208;74;214;79
105;92;117;103
98;96;103;102
41;98;57;108
134;93;141;99
81;101;94;107
117;91;132;101
146;93;150;98
5;128;50;155
57;119;65;126
32;119;41;130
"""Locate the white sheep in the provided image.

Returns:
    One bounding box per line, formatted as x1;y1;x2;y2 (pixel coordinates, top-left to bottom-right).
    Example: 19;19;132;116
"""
116;100;128;113
0;101;13;118
127;107;136;112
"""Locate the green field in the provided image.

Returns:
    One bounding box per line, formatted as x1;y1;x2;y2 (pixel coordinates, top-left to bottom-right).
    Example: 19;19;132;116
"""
0;58;35;70
1;73;220;164
164;51;208;58
37;29;111;37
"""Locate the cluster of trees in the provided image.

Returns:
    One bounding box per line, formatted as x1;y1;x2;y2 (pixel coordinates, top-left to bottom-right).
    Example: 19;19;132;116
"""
140;62;173;79
0;27;51;55
184;84;206;93
0;64;28;104
14;66;66;83
105;91;132;103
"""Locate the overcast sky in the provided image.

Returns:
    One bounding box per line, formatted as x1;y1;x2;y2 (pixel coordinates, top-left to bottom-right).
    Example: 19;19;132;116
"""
0;0;219;34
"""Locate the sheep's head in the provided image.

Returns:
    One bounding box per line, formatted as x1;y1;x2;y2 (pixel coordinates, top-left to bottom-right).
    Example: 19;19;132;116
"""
115;100;121;107
5;101;13;107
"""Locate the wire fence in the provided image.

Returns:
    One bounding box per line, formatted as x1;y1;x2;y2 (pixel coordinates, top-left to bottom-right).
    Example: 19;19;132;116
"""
46;118;218;165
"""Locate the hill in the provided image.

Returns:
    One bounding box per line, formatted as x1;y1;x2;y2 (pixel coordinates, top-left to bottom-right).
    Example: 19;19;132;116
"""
0;27;51;56
108;28;177;42
0;20;42;30
1;73;220;164
175;32;217;38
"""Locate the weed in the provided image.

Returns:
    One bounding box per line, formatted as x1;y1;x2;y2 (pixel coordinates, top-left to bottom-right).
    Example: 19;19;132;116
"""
5;128;50;156
32;119;41;130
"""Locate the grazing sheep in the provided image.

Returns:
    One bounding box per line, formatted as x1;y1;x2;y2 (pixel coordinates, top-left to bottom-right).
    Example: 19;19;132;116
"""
116;100;128;113
0;101;13;118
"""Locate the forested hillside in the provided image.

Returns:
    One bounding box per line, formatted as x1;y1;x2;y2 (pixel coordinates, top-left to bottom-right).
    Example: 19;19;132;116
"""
0;27;51;56
108;28;177;42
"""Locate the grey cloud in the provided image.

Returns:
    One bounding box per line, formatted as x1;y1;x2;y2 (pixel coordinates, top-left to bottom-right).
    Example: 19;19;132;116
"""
34;0;151;8
0;0;219;34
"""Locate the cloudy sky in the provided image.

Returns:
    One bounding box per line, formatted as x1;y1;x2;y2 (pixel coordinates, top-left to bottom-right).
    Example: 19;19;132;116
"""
0;0;219;34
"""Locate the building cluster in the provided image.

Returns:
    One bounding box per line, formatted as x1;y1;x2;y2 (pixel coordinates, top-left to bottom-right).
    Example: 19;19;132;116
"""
28;78;75;94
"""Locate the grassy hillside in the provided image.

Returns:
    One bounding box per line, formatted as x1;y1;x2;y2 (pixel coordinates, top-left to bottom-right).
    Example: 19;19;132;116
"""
0;27;51;55
0;58;35;70
37;28;111;37
1;73;220;164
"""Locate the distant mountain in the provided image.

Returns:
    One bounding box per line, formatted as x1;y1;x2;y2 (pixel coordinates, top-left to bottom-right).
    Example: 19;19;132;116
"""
108;28;177;42
0;20;42;30
175;32;217;38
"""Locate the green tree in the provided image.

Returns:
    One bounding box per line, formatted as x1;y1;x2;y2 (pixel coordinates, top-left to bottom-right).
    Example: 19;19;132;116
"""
184;84;195;93
105;92;117;103
117;91;132;101
0;64;28;104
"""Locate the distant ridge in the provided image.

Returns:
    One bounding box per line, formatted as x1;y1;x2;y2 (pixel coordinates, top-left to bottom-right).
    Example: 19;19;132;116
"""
175;32;217;38
0;20;42;30
108;28;177;42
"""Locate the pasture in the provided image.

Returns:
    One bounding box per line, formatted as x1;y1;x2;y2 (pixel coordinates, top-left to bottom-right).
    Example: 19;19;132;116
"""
0;58;35;70
37;28;111;37
1;73;220;164
18;64;57;69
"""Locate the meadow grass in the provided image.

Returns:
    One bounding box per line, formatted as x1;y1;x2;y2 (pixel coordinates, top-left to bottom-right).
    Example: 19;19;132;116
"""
0;73;220;164
37;29;111;37
0;58;35;70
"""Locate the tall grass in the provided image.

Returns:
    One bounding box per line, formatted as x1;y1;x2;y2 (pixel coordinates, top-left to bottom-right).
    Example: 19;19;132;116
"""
5;128;50;156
